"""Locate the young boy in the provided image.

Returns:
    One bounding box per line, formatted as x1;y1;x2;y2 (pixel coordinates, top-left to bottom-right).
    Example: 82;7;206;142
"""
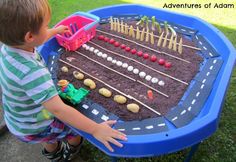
0;0;127;161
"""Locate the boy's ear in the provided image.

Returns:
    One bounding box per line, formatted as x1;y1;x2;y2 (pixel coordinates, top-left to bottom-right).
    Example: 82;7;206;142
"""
24;31;34;43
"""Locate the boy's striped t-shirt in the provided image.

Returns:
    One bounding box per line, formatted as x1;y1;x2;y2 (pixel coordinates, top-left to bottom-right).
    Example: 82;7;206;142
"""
0;45;58;136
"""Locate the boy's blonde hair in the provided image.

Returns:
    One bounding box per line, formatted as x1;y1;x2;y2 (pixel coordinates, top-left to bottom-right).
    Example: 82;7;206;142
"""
0;0;51;46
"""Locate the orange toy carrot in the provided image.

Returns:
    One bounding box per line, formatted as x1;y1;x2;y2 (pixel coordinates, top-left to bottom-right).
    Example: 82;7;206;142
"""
147;90;153;100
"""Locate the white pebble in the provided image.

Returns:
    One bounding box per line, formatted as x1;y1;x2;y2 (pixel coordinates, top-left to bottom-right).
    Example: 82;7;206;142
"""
85;46;90;50
127;66;134;71
133;68;139;74
145;75;152;81
97;52;103;57
151;77;159;84
107;57;113;62
122;63;128;68
139;71;146;78
102;53;108;59
112;59;117;64
89;47;94;52
94;49;99;54
116;61;122;66
82;44;87;48
158;80;165;86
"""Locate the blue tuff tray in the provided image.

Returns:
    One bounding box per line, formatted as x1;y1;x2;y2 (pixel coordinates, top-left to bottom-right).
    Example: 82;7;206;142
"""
39;4;236;157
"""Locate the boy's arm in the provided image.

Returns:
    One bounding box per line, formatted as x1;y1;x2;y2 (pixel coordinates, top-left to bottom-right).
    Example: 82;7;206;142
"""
46;25;70;41
42;95;127;152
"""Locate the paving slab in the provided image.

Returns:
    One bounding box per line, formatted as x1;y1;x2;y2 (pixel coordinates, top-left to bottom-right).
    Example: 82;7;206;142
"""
0;87;7;135
0;131;85;162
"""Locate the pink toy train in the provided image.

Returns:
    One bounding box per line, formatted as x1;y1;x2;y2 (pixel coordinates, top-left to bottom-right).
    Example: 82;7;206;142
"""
55;12;100;51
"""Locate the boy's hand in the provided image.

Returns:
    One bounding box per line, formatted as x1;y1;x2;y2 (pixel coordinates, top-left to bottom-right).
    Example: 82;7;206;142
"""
55;25;71;35
92;120;127;152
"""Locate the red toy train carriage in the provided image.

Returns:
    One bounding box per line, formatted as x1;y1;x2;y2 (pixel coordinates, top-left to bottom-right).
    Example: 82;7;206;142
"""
55;12;100;51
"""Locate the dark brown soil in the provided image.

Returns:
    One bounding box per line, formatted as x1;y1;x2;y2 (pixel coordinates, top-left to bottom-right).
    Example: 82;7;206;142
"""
57;21;203;121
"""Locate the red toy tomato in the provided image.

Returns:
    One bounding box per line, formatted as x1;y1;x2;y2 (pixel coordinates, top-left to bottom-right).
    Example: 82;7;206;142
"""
165;62;172;68
109;39;115;44
125;47;131;52
158;59;165;65
98;35;104;40
131;49;137;54
137;51;143;57
120;44;126;49
150;55;157;62
104;37;109;42
114;42;120;47
143;53;149;59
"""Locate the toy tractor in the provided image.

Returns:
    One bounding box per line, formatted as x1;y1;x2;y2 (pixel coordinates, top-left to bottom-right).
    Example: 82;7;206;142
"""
57;80;89;105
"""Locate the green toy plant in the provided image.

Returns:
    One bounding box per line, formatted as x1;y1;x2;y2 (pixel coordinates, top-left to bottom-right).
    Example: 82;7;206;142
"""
151;16;156;31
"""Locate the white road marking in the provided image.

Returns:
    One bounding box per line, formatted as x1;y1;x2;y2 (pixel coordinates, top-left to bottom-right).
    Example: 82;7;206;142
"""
201;84;205;89
146;125;154;129
188;106;192;111
101;115;109;121
172;117;178;121
133;127;141;130
82;104;89;109
191;99;196;105
158;123;166;127
118;129;125;131
181;110;186;115
196;92;200;97
92;109;99;115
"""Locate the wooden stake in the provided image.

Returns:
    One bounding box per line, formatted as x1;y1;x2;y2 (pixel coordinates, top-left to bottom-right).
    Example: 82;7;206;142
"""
178;37;183;54
145;27;149;42
136;26;140;40
128;25;135;38
155;22;162;33
117;19;120;33
150;32;154;45
140;28;145;42
110;17;113;31
121;21;124;33
157;32;164;47
162;34;168;47
113;18;117;31
164;21;169;35
124;23;129;35
168;33;174;49
173;35;177;51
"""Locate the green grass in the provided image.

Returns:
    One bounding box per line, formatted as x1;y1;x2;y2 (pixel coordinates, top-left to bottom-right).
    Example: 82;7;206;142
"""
48;0;236;161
